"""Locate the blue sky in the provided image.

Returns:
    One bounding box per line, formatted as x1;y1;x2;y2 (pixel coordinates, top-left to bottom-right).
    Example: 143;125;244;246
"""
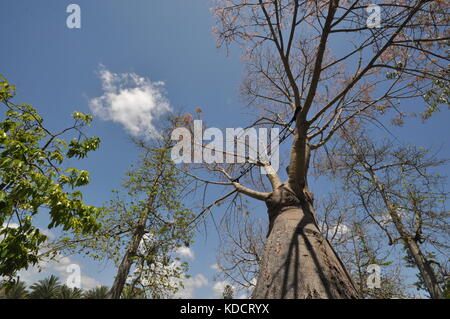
1;1;448;298
0;0;250;298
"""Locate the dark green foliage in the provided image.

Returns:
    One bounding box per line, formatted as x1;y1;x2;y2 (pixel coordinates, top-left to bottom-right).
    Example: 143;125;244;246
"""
29;275;61;299
0;279;28;299
58;285;84;299
83;286;109;299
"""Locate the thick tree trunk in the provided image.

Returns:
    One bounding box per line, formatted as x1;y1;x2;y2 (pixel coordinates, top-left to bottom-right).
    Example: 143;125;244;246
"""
252;185;359;299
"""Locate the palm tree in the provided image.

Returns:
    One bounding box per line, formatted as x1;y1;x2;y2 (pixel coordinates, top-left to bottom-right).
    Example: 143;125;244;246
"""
29;275;61;299
58;285;84;299
84;286;109;299
0;280;29;299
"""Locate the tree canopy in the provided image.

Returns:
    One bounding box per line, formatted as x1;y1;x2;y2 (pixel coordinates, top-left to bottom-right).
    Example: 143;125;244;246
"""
0;75;101;277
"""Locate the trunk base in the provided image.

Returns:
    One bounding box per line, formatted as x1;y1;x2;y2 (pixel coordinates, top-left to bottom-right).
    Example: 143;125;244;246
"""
252;186;359;299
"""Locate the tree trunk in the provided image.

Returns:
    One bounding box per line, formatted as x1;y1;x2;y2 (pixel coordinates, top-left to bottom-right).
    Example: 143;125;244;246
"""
374;176;444;299
108;212;147;299
386;205;443;299
405;238;443;299
252;185;359;299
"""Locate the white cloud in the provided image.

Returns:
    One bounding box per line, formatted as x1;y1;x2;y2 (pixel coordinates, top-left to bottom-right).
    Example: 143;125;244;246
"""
237;292;250;299
173;274;209;299
1;222;19;229
39;228;55;240
176;246;195;260
0;222;100;291
0;222;19;241
1;223;55;241
89;66;171;138
80;275;102;290
0;221;101;291
379;209;408;226
210;263;220;271
52;256;73;272
323;223;350;238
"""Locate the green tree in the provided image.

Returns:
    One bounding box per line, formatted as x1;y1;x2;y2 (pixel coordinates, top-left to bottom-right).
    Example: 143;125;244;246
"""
29;275;61;299
58;285;84;299
0;75;101;277
120;284;145;299
58;123;195;299
83;286;109;299
0;279;29;299
443;279;450;299
106;142;194;299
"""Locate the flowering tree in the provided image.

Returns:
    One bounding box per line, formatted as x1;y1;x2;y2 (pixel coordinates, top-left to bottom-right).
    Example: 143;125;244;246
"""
173;0;449;298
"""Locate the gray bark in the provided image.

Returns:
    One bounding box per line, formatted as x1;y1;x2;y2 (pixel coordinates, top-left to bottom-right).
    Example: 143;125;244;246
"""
371;171;444;299
405;237;443;299
252;185;360;299
108;212;147;299
385;203;443;299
